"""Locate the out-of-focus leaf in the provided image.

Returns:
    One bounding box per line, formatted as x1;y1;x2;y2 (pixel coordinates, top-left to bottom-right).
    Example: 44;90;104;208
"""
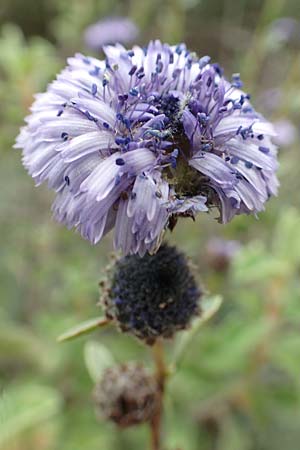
171;296;222;371
179;0;200;8
232;241;289;283
272;208;300;266
200;318;275;374
0;383;62;447
0;324;55;372
57;317;110;343
84;341;115;383
217;415;251;450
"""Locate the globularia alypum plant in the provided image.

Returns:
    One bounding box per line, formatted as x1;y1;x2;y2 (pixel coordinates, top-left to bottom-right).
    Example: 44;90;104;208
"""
15;40;279;449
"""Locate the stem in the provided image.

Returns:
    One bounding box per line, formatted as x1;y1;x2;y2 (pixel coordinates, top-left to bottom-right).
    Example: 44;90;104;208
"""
150;340;168;450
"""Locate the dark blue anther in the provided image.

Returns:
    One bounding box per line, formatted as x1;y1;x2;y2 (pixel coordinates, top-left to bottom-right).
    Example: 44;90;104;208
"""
257;134;264;140
232;73;243;89
129;65;137;76
259;146;270;154
85;110;97;122
123;118;131;129
116;158;125;166
129;87;139;96
156;61;163;73
233;103;242;110
197;112;209;126
172;68;181;79
186;58;192;70
65;175;70;185
61;132;68;141
137;71;145;79
89;66;100;76
175;44;183;55
91;83;97;95
199;55;211;69
201;143;212;151
213;63;223;76
115;137;130;145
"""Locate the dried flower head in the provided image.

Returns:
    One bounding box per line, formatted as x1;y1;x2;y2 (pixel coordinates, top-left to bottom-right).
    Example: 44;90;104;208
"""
94;362;158;427
15;41;279;256
84;17;139;50
102;244;202;345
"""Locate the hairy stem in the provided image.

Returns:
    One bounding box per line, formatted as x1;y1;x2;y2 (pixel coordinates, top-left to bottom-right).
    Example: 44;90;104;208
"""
150;340;168;450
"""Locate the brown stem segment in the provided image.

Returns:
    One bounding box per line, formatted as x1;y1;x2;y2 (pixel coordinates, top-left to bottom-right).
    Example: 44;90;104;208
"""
150;340;168;450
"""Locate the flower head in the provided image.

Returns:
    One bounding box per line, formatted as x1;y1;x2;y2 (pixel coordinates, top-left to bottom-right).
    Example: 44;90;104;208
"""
273;119;297;147
205;238;241;272
84;17;139;50
102;244;202;345
15;41;279;255
94;362;158;427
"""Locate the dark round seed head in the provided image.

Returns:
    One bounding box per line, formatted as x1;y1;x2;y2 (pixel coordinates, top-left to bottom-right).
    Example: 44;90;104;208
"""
94;363;159;427
102;244;202;345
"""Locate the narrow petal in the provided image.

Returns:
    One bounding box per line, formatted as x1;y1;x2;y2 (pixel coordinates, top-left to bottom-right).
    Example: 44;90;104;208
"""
190;152;236;188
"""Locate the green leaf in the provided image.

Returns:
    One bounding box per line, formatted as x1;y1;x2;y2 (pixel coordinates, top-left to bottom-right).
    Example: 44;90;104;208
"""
273;208;300;266
217;415;251;450
57;317;110;343
171;295;223;371
232;241;289;283
0;383;62;447
199;318;275;374
84;341;115;383
0;323;55;372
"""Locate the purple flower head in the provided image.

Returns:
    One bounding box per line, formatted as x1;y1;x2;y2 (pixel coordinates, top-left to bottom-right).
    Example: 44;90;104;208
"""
269;18;300;46
84;17;139;50
15;41;279;256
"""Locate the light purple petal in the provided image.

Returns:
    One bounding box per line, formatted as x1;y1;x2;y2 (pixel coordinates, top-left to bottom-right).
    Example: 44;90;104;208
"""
190;152;236;188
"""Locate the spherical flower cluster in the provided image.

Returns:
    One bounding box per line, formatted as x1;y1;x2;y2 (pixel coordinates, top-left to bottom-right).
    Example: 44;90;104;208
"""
15;40;279;256
94;363;159;427
102;244;202;345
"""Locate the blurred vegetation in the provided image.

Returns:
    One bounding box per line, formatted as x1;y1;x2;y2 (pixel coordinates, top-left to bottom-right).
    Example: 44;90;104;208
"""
1;0;300;449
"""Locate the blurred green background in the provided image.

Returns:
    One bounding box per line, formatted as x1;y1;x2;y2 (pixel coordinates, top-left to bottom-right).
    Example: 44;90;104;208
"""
1;0;300;449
